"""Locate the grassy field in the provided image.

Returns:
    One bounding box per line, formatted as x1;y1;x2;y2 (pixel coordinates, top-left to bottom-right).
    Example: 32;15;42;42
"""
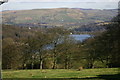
2;68;120;80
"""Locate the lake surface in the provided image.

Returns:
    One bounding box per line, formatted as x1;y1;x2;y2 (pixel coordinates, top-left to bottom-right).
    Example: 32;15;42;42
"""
70;34;91;42
44;34;91;49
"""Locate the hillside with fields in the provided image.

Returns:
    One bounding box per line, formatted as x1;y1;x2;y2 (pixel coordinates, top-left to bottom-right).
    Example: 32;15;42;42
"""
2;8;117;31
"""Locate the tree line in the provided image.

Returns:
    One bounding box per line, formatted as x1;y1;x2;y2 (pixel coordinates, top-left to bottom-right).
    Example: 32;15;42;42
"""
2;12;120;69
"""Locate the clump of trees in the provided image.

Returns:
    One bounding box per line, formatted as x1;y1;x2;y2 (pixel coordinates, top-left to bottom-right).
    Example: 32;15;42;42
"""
2;25;83;69
82;11;120;68
2;11;120;69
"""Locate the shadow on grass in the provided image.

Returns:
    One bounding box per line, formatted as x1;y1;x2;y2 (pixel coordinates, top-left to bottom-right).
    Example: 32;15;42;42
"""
97;74;120;80
2;74;120;80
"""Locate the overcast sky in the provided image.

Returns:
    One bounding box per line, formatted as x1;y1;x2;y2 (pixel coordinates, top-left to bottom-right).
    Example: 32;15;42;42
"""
9;0;119;2
0;0;119;11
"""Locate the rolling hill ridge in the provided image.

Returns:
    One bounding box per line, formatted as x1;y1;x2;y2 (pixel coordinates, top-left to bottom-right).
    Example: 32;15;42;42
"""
2;8;118;31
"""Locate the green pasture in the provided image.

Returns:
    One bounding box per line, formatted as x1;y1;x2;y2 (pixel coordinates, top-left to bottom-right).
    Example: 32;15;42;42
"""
2;68;120;80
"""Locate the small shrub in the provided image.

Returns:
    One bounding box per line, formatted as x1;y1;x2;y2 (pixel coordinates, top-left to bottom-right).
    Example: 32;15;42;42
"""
41;70;47;73
78;66;83;71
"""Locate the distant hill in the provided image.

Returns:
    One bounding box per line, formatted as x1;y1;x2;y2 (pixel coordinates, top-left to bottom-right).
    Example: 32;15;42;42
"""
2;8;118;31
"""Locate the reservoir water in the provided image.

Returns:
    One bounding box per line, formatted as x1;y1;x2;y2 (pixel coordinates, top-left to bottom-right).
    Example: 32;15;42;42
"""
70;34;91;42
